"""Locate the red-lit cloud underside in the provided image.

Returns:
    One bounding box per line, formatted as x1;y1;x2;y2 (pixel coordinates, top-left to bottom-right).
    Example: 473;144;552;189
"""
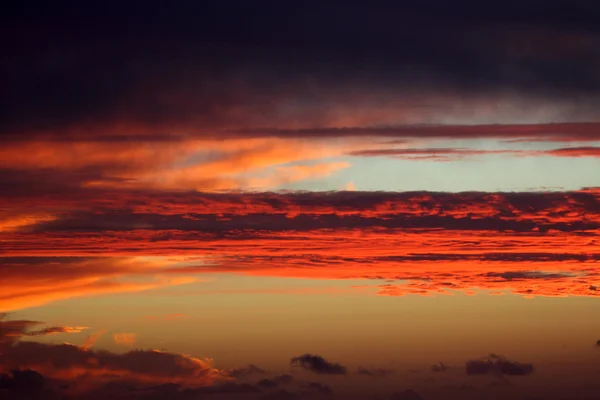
1;189;599;311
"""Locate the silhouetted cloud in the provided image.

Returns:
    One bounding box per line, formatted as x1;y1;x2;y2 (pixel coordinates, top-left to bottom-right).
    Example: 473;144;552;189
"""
290;354;347;375
465;354;534;376
229;364;267;378
430;362;450;372
257;375;294;388
4;0;600;142
261;389;298;400
298;381;334;396
188;382;262;394
0;318;227;390
0;369;45;392
0;315;86;344
390;389;424;400
349;146;600;161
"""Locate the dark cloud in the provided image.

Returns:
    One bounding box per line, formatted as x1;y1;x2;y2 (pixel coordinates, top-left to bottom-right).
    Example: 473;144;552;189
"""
0;369;45;392
229;364;267;378
465;354;534;376
231;123;600;142
290;354;347;375
349;145;600;161
261;389;299;400
2;1;600;140
187;382;262;395
430;362;450;372
257;375;294;388
357;367;395;377
0;334;225;388
348;147;522;161
9;189;600;235
298;381;334;396
0;315;85;344
390;389;425;400
481;271;574;281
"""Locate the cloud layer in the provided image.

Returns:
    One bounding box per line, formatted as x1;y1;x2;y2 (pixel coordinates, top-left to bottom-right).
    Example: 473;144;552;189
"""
1;189;599;311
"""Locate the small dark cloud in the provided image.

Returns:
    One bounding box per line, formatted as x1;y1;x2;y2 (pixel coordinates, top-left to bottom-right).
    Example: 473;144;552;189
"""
229;364;267;377
466;354;534;376
256;374;294;388
481;271;573;281
357;366;395;377
390;389;425;400
290;354;347;375
188;382;262;395
430;362;449;372
0;315;85;344
261;389;299;400
595;340;600;347
298;381;334;396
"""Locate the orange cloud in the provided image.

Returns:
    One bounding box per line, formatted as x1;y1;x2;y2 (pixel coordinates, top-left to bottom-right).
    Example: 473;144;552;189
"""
1;189;598;309
113;333;136;346
0;137;358;192
82;329;107;350
0;257;199;312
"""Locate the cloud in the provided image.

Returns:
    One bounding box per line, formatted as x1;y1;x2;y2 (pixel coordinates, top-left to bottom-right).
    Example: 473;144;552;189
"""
1;189;599;311
0;369;46;394
0;315;87;344
0;138;354;192
465;354;534;376
232;123;600;142
229;364;267;378
186;381;262;395
348;147;522;161
348;145;600;162
372;268;599;299
298;381;334;396
0;342;226;389
0;316;228;396
390;389;424;400
82;329;106;350
261;389;298;400
290;354;347;375
543;146;600;157
257;375;294;388
345;181;357;191
4;0;600;144
113;333;136;346
0;256;199;312
430;362;450;372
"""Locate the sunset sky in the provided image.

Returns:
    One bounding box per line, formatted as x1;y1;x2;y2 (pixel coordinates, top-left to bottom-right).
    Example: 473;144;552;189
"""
2;1;600;399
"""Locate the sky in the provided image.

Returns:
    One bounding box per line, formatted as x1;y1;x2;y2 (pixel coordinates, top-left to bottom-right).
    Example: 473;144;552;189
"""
1;1;600;399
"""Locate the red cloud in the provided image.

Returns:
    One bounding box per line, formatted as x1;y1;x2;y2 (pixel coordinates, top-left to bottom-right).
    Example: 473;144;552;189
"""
0;189;598;310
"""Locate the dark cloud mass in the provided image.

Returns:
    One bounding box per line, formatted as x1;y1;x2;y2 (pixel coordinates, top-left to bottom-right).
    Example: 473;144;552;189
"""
298;381;334;396
430;362;449;372
2;1;600;139
229;364;267;378
256;375;294;389
290;354;347;375
466;354;534;376
390;389;425;400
